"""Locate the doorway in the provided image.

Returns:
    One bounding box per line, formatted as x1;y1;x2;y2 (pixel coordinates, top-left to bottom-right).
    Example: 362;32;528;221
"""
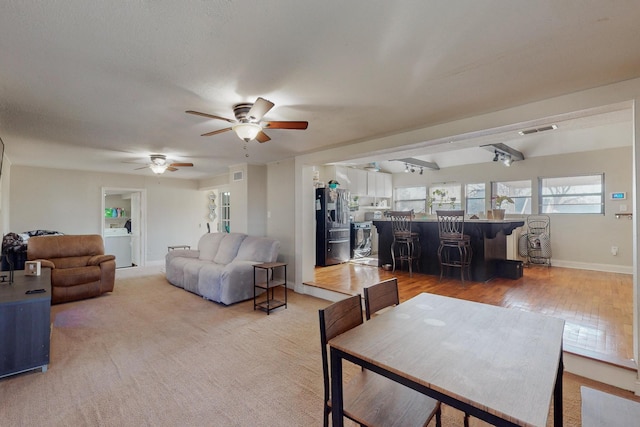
102;187;146;268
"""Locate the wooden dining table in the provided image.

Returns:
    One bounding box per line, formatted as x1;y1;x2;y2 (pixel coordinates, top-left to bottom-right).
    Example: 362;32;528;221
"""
329;293;565;427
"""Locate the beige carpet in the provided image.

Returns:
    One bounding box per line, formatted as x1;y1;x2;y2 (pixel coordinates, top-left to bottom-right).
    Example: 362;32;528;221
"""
0;272;637;426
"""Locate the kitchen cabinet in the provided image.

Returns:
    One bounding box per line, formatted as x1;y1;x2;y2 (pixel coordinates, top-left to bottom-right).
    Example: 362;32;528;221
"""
326;165;391;198
367;171;392;197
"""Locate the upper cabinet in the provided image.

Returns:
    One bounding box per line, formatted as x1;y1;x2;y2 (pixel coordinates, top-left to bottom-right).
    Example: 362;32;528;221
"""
327;166;391;197
368;172;392;198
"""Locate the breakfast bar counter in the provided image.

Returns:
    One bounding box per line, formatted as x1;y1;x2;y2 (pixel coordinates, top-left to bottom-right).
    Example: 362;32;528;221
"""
372;218;524;281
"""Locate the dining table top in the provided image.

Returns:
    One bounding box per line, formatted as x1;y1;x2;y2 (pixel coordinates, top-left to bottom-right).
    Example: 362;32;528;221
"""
329;292;565;427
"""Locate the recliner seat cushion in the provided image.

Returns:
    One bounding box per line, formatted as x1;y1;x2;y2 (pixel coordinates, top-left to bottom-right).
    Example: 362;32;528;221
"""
52;265;101;287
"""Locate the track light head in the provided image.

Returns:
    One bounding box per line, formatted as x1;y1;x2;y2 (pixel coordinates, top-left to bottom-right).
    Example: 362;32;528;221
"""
493;151;499;162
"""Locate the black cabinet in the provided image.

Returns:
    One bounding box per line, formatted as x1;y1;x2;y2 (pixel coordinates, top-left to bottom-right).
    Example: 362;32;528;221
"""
0;269;51;378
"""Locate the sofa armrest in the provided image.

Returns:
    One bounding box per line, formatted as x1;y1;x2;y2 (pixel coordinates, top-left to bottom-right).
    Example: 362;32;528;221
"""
88;254;116;266
33;259;56;269
166;249;200;263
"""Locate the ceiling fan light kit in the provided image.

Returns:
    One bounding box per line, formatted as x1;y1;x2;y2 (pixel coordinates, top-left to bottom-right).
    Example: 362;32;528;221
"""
232;122;262;142
135;154;194;174
150;163;168;174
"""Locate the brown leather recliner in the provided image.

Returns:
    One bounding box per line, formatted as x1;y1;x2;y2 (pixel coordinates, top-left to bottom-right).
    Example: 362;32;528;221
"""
27;234;116;304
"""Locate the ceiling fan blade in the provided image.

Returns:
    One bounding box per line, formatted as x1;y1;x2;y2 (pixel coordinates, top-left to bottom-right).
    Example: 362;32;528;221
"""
201;127;232;137
247;97;274;122
263;121;309;130
256;131;271;143
166;167;178;172
134;165;150;170
186;110;235;123
169;163;194;167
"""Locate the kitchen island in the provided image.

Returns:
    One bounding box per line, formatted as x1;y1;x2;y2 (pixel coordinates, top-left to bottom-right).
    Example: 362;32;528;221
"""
373;218;524;282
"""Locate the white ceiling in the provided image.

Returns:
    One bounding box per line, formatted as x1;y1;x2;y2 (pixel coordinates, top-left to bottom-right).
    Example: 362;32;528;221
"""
1;1;640;179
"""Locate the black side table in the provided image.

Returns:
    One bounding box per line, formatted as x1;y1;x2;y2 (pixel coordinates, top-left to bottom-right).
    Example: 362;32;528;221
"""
253;262;287;314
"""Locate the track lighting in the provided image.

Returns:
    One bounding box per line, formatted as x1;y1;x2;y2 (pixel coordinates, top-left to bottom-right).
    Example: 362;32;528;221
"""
493;151;500;162
396;158;440;172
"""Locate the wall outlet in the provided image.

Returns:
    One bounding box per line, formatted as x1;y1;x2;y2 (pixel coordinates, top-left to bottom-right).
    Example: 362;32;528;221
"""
611;246;618;256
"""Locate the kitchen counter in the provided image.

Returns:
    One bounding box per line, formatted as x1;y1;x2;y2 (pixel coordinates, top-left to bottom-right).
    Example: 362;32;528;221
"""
373;218;524;281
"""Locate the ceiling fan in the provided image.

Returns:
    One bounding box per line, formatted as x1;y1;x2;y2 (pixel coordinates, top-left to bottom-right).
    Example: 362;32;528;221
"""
186;97;308;143
136;154;193;174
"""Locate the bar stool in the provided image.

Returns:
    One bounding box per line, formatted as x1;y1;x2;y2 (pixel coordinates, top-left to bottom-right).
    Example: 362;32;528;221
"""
436;210;472;284
387;210;420;276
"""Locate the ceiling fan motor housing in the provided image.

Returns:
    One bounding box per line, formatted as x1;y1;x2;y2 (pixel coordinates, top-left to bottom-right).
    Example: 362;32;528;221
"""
233;103;256;122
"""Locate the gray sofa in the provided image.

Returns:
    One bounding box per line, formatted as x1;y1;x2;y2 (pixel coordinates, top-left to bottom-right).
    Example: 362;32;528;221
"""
165;232;280;305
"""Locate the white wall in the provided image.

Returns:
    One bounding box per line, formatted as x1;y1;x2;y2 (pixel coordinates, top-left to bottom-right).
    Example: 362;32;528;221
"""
9;166;205;263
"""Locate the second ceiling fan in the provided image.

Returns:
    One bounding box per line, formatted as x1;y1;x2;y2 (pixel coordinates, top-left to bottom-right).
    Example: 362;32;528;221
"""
186;97;308;143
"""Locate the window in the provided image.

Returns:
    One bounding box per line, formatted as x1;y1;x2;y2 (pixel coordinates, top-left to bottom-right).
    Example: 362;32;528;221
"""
220;191;231;232
465;183;485;215
394;186;427;213
491;180;531;214
539;174;604;214
428;183;461;213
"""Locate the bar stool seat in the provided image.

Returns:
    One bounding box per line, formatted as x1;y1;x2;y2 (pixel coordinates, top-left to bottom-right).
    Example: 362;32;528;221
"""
436;210;472;283
387;210;420;276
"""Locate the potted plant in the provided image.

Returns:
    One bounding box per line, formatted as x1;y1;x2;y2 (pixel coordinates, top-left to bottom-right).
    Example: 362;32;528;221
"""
492;195;514;220
428;189;448;213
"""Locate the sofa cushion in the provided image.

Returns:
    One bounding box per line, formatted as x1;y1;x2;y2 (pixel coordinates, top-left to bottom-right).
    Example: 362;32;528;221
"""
213;233;246;265
198;233;226;261
235;236;280;263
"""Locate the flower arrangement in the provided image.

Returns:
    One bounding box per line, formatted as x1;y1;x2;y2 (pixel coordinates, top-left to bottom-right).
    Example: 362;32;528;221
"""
428;189;448;209
493;195;514;209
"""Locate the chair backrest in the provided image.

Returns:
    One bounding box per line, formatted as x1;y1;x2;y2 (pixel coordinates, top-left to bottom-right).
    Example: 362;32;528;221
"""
387;210;414;237
364;278;400;320
436;210;466;239
319;295;364;404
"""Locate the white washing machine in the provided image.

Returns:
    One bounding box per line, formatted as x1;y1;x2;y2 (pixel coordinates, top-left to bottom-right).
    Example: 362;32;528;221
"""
104;228;132;268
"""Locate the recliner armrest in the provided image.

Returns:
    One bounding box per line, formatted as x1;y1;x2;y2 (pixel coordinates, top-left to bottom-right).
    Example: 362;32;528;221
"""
88;254;116;266
34;259;56;269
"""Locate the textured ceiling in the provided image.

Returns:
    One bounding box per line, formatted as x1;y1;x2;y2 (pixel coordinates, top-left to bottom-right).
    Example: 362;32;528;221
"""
1;1;639;179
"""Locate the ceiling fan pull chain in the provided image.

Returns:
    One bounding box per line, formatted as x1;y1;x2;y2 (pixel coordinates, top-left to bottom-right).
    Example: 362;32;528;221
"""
244;144;249;158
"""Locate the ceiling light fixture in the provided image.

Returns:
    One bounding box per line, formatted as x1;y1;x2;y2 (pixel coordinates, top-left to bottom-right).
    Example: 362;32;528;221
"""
394;157;440;172
232;122;262;142
150;164;168;174
482;143;524;167
419;167;424;175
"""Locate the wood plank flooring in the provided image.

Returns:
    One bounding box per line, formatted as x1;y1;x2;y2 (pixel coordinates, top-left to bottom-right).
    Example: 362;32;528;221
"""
305;259;635;367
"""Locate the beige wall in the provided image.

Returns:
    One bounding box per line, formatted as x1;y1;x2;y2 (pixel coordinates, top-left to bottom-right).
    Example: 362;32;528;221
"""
8;166;206;264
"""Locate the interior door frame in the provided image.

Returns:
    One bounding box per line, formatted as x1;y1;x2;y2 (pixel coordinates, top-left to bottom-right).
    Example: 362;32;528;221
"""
101;187;147;267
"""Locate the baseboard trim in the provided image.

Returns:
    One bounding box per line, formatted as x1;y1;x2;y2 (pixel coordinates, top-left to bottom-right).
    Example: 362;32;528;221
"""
547;260;632;274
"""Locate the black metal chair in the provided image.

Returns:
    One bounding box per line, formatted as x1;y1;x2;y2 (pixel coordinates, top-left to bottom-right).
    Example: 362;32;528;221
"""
387;210;420;276
319;294;441;427
436;210;472;284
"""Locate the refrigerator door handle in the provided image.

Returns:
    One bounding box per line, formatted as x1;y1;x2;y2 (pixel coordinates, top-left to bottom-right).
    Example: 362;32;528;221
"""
328;239;350;244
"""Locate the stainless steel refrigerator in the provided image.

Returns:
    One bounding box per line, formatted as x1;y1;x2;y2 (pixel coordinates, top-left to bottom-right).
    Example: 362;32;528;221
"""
315;187;351;266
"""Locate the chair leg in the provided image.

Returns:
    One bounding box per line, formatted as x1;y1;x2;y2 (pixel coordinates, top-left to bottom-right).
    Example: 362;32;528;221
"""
435;405;442;427
464;412;470;427
437;244;444;281
324;405;330;427
391;241;397;272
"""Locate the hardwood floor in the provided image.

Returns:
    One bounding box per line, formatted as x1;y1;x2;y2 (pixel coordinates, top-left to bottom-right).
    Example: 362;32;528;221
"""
305;259;634;367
